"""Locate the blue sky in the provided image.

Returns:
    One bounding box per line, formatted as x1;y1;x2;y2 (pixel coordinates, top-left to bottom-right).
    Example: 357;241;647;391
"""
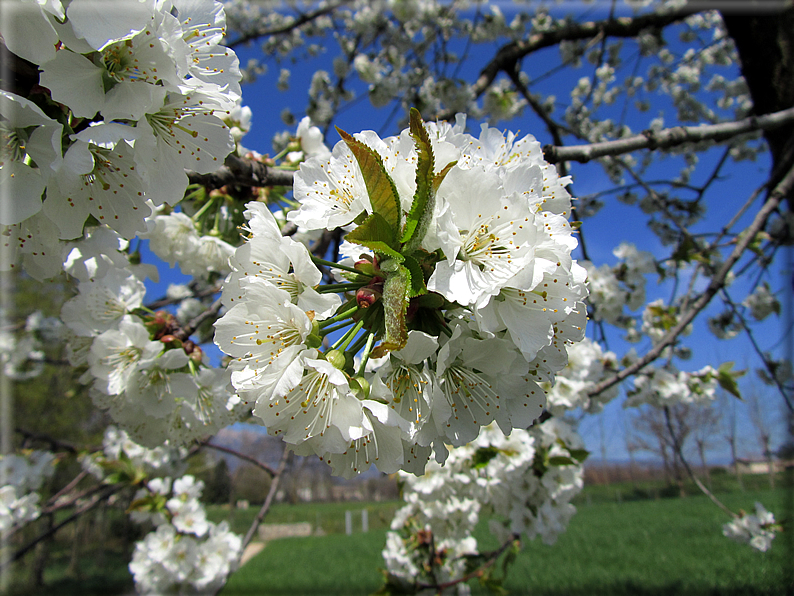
142;1;791;465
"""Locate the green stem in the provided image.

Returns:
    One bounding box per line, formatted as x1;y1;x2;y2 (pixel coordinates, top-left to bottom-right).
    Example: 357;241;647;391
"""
346;330;370;358
319;319;354;336
316;282;367;294
312;256;372;276
318;305;359;329
191;193;216;221
333;319;364;351
356;333;377;376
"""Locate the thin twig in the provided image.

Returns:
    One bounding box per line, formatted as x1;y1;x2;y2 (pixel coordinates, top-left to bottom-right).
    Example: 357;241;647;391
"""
587;161;794;398
232;447;290;572
201;441;278;477
2;484;123;571
662;406;736;517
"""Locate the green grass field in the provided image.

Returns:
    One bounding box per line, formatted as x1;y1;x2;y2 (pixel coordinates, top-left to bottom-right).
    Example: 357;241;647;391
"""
221;488;791;596
5;481;790;596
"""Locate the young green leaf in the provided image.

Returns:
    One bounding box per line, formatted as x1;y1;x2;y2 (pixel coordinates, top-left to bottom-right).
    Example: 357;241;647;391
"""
400;108;434;248
345;212;404;262
401;253;427;297
371;259;409;358
337;127;402;233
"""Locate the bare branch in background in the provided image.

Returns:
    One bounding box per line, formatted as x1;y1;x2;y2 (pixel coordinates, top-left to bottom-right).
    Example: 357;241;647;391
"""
587;160;794;398
543;106;794;164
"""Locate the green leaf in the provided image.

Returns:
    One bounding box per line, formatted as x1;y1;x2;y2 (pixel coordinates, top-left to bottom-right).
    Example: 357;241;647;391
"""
345;212;404;262
400;108;435;247
569;448;590;463
548;456;577;466
337;127;401;233
401;254;427;297
371;261;409;358
433;159;457;193
472;446;500;469
717;361;745;399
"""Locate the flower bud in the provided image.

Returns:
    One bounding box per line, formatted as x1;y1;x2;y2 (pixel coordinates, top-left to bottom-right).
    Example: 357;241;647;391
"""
349;376;370;399
356;286;381;308
324;349;347;370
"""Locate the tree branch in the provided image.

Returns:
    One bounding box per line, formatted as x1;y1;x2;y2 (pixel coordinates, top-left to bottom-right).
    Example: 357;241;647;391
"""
2;484;123;571
543;106;794;164
226;0;353;49
215;446;291;596
201;440;278;477
187;154;295;190
437;5;698;120
662;406;736;517
587;159;794;398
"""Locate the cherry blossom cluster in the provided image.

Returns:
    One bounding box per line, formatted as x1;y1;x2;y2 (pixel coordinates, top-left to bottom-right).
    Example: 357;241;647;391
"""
625;363;720;408
722;503;780;553
81;426;189;481
381;420;586;593
0;0;240;280
214;110;587;477
0;450;56;533
128;475;242;595
582;242;656;332
543;338;619;415
0;310;56;381
60;227;246;447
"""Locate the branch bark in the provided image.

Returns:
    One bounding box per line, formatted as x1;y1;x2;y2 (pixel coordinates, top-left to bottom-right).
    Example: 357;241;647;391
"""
187;154;295;190
437;5;699;120
226;0;353;49
543;106;794;164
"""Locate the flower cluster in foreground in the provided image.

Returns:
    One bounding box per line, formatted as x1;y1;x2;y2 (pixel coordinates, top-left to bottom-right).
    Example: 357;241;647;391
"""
0;0;239;279
214;109;588;477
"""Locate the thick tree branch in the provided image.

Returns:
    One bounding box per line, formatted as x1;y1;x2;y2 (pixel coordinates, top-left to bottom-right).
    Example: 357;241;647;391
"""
543;106;794;164
587;160;794;398
187;154;295;190
438;5;698;120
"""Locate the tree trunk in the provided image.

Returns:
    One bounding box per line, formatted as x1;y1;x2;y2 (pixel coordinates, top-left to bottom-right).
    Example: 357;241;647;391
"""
721;3;794;206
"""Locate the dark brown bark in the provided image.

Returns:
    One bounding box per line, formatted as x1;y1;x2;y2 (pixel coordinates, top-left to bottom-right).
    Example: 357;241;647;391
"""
720;3;794;201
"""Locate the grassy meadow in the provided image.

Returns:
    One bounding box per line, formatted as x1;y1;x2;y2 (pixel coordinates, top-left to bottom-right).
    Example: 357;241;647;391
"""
4;476;790;596
221;486;791;596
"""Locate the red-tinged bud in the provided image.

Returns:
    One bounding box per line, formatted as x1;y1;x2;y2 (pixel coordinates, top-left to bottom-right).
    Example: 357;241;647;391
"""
189;346;203;365
182;340;196;354
354;255;380;277
160;334;178;344
356;287;381;308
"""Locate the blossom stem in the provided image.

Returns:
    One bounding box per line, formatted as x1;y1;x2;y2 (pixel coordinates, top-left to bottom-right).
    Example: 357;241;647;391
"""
345;329;371;358
319;319;355;336
332;319;364;351
318;305;359;328
315;282;367;294
191;193;217;221
311;256;372;276
356;333;377;376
